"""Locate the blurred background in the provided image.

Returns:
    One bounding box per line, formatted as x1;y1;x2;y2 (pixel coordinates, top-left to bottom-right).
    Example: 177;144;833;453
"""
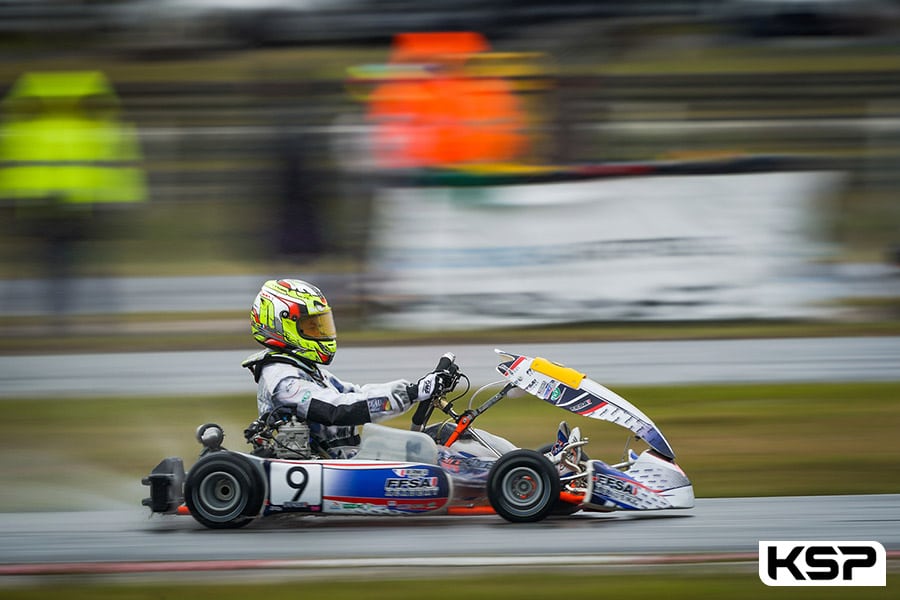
0;0;898;346
0;6;899;594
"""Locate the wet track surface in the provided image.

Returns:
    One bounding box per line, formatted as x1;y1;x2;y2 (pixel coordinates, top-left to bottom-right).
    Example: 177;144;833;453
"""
1;337;898;578
1;495;898;574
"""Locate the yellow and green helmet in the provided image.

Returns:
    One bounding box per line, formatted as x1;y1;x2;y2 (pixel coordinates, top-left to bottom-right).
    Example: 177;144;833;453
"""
250;279;337;364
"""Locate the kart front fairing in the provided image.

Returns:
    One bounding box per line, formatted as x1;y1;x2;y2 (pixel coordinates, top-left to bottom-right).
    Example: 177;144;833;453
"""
494;349;693;511
495;349;676;459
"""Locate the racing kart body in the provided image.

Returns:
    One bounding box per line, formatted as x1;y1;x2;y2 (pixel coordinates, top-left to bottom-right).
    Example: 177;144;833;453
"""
143;349;694;528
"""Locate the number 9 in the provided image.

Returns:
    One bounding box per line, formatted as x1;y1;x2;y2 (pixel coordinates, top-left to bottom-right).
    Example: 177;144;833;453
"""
287;466;308;502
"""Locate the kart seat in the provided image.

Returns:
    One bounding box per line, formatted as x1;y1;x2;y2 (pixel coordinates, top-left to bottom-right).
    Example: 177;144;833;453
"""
356;423;439;465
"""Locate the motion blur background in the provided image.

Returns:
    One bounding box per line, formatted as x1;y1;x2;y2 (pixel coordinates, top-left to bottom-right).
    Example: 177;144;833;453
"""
0;0;898;342
0;5;899;595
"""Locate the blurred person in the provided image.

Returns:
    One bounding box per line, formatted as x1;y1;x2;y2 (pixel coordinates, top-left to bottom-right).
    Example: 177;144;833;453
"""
272;119;326;261
0;71;146;317
241;278;445;459
366;32;530;169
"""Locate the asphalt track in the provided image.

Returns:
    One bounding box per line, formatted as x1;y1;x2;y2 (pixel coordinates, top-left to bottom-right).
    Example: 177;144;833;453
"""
2;336;900;398
1;337;898;580
0;495;898;578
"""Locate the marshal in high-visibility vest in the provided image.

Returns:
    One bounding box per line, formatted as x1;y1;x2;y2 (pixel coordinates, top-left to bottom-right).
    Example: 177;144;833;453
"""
0;70;146;212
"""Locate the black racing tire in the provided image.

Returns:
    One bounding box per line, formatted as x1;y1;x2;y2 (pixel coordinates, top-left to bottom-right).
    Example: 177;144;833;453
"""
184;452;264;529
488;449;560;523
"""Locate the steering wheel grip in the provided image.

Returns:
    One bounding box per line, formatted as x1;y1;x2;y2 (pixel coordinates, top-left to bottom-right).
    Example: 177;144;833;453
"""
434;352;456;374
411;353;456;430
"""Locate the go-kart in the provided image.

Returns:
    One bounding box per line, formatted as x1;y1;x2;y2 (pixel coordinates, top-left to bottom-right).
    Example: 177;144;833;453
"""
142;349;694;528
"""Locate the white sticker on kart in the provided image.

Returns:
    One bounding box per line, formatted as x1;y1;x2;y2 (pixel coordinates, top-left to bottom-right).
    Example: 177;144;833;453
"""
268;462;323;510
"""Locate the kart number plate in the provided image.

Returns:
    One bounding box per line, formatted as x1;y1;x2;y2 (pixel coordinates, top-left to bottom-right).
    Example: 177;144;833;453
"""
268;462;323;510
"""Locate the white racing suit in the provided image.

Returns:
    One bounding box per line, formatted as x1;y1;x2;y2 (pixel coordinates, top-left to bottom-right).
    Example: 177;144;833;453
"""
242;349;418;459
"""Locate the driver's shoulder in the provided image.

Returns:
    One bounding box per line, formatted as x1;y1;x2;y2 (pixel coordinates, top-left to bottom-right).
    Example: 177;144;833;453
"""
243;349;322;383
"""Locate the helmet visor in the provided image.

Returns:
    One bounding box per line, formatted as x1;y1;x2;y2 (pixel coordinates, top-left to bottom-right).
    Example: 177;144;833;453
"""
298;311;336;340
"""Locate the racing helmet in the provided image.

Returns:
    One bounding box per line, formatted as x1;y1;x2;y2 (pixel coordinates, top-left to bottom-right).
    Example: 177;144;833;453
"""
250;279;337;364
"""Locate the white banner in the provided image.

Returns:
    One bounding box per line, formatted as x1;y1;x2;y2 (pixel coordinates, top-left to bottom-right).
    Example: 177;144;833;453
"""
366;171;842;329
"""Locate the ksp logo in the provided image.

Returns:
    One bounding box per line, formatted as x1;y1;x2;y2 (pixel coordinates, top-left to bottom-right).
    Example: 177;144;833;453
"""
759;541;886;586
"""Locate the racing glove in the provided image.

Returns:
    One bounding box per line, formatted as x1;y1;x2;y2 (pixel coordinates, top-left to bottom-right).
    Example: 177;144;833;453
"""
406;372;439;404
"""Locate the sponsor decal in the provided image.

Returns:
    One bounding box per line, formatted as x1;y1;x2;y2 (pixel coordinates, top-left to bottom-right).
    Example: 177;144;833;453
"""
384;477;440;497
759;541;886;587
593;473;638;496
394;502;440;511
569;399;592;413
537;380;551;398
536;380;561;401
438;455;494;476
368;397;393;413
384;467;442;497
392;468;429;478
385;477;438;488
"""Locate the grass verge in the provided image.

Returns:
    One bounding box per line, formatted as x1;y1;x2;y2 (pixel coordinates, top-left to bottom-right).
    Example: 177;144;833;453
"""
0;381;898;511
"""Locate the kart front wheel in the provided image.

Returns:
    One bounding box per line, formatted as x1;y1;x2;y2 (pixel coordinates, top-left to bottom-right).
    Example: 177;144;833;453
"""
184;453;263;529
488;449;560;523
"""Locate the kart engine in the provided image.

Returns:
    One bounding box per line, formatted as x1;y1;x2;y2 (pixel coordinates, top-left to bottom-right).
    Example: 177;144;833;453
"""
245;413;312;459
273;417;312;459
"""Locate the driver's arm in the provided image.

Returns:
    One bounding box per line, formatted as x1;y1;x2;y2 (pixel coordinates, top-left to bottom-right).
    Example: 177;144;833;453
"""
261;364;415;426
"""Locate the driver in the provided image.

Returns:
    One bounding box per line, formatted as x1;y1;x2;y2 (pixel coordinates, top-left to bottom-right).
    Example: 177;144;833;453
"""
242;278;442;459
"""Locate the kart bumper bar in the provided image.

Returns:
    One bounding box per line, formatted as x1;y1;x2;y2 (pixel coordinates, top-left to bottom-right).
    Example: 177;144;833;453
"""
141;457;186;514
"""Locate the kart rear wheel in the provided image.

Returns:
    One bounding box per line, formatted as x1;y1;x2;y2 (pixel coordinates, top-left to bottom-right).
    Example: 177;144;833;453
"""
184;453;263;529
488;450;560;523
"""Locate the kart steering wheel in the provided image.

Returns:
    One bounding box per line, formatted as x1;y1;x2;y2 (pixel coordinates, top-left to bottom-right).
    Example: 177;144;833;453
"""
411;353;457;431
